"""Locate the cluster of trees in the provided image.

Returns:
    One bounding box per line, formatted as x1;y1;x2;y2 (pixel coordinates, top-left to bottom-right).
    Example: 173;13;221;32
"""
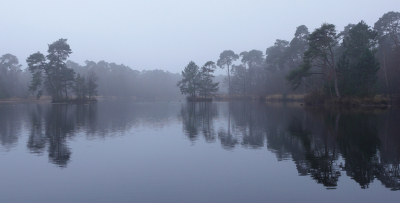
267;12;399;98
1;11;398;101
26;39;98;101
177;61;219;98
285;21;381;98
184;11;398;98
1;42;184;101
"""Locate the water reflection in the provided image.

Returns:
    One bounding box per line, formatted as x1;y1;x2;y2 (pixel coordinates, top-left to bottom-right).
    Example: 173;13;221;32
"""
26;104;75;167
179;102;400;190
1;101;400;190
287;114;341;189
0;104;25;150
19;101;179;167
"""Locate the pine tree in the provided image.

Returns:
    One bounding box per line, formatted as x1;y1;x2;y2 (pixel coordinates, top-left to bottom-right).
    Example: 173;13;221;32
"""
339;21;380;97
27;39;75;101
177;61;201;98
199;61;219;98
354;49;380;97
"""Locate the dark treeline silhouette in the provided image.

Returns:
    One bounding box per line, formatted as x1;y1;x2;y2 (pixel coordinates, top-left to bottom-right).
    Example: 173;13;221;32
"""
179;11;399;99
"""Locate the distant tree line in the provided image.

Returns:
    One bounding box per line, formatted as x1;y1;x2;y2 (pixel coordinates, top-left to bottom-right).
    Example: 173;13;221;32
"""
0;54;30;99
0;42;184;101
67;60;184;100
179;11;399;99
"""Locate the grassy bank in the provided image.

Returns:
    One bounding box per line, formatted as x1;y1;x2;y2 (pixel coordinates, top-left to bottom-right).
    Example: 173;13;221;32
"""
51;98;97;104
213;93;394;108
0;96;98;104
213;95;254;101
263;94;305;102
303;93;391;107
0;96;52;104
214;94;305;102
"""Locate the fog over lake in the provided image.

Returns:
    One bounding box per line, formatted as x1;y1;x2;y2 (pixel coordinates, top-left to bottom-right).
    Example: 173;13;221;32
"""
1;1;400;202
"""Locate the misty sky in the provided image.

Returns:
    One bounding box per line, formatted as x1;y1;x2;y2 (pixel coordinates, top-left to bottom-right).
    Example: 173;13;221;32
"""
0;0;397;74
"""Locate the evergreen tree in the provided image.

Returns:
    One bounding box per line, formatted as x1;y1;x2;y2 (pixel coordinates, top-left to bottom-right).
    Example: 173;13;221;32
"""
199;61;219;98
354;49;380;97
217;50;239;96
177;61;201;98
336;54;351;95
27;39;75;100
338;21;380;97
240;50;264;95
286;24;341;98
374;11;400;94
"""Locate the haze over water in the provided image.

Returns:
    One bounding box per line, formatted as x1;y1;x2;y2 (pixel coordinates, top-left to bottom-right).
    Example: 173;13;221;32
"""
0;100;399;202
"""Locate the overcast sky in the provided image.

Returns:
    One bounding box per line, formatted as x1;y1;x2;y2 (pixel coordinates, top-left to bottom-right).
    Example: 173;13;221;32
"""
0;0;397;74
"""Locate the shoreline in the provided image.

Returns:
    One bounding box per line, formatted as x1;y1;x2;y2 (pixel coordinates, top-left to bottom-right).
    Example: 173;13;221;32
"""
1;95;397;108
0;97;98;105
0;97;52;104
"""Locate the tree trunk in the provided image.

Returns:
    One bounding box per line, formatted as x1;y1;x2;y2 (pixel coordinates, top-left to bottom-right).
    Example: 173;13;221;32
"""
65;81;68;99
228;65;231;96
244;64;246;97
329;47;340;98
383;52;390;96
334;77;340;98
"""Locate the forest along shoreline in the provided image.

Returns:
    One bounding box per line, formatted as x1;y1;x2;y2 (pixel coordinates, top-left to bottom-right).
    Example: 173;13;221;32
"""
176;12;400;108
1;12;399;108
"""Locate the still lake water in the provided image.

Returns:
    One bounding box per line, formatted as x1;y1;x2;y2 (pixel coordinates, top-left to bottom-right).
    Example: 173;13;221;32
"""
0;100;399;202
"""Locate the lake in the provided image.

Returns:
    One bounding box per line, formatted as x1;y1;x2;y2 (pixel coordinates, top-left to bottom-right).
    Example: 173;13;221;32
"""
0;100;399;202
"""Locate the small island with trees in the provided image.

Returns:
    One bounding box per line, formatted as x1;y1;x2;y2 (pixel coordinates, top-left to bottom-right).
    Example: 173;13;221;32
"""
27;39;98;103
177;61;219;102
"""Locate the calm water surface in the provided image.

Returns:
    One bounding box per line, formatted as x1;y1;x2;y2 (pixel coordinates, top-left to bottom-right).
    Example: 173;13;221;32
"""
0;100;399;202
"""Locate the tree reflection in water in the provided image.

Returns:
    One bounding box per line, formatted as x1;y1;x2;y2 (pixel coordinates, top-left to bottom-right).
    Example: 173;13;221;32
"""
179;102;400;190
180;102;218;143
1;101;399;190
27;104;75;167
0;104;26;151
25;103;98;167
